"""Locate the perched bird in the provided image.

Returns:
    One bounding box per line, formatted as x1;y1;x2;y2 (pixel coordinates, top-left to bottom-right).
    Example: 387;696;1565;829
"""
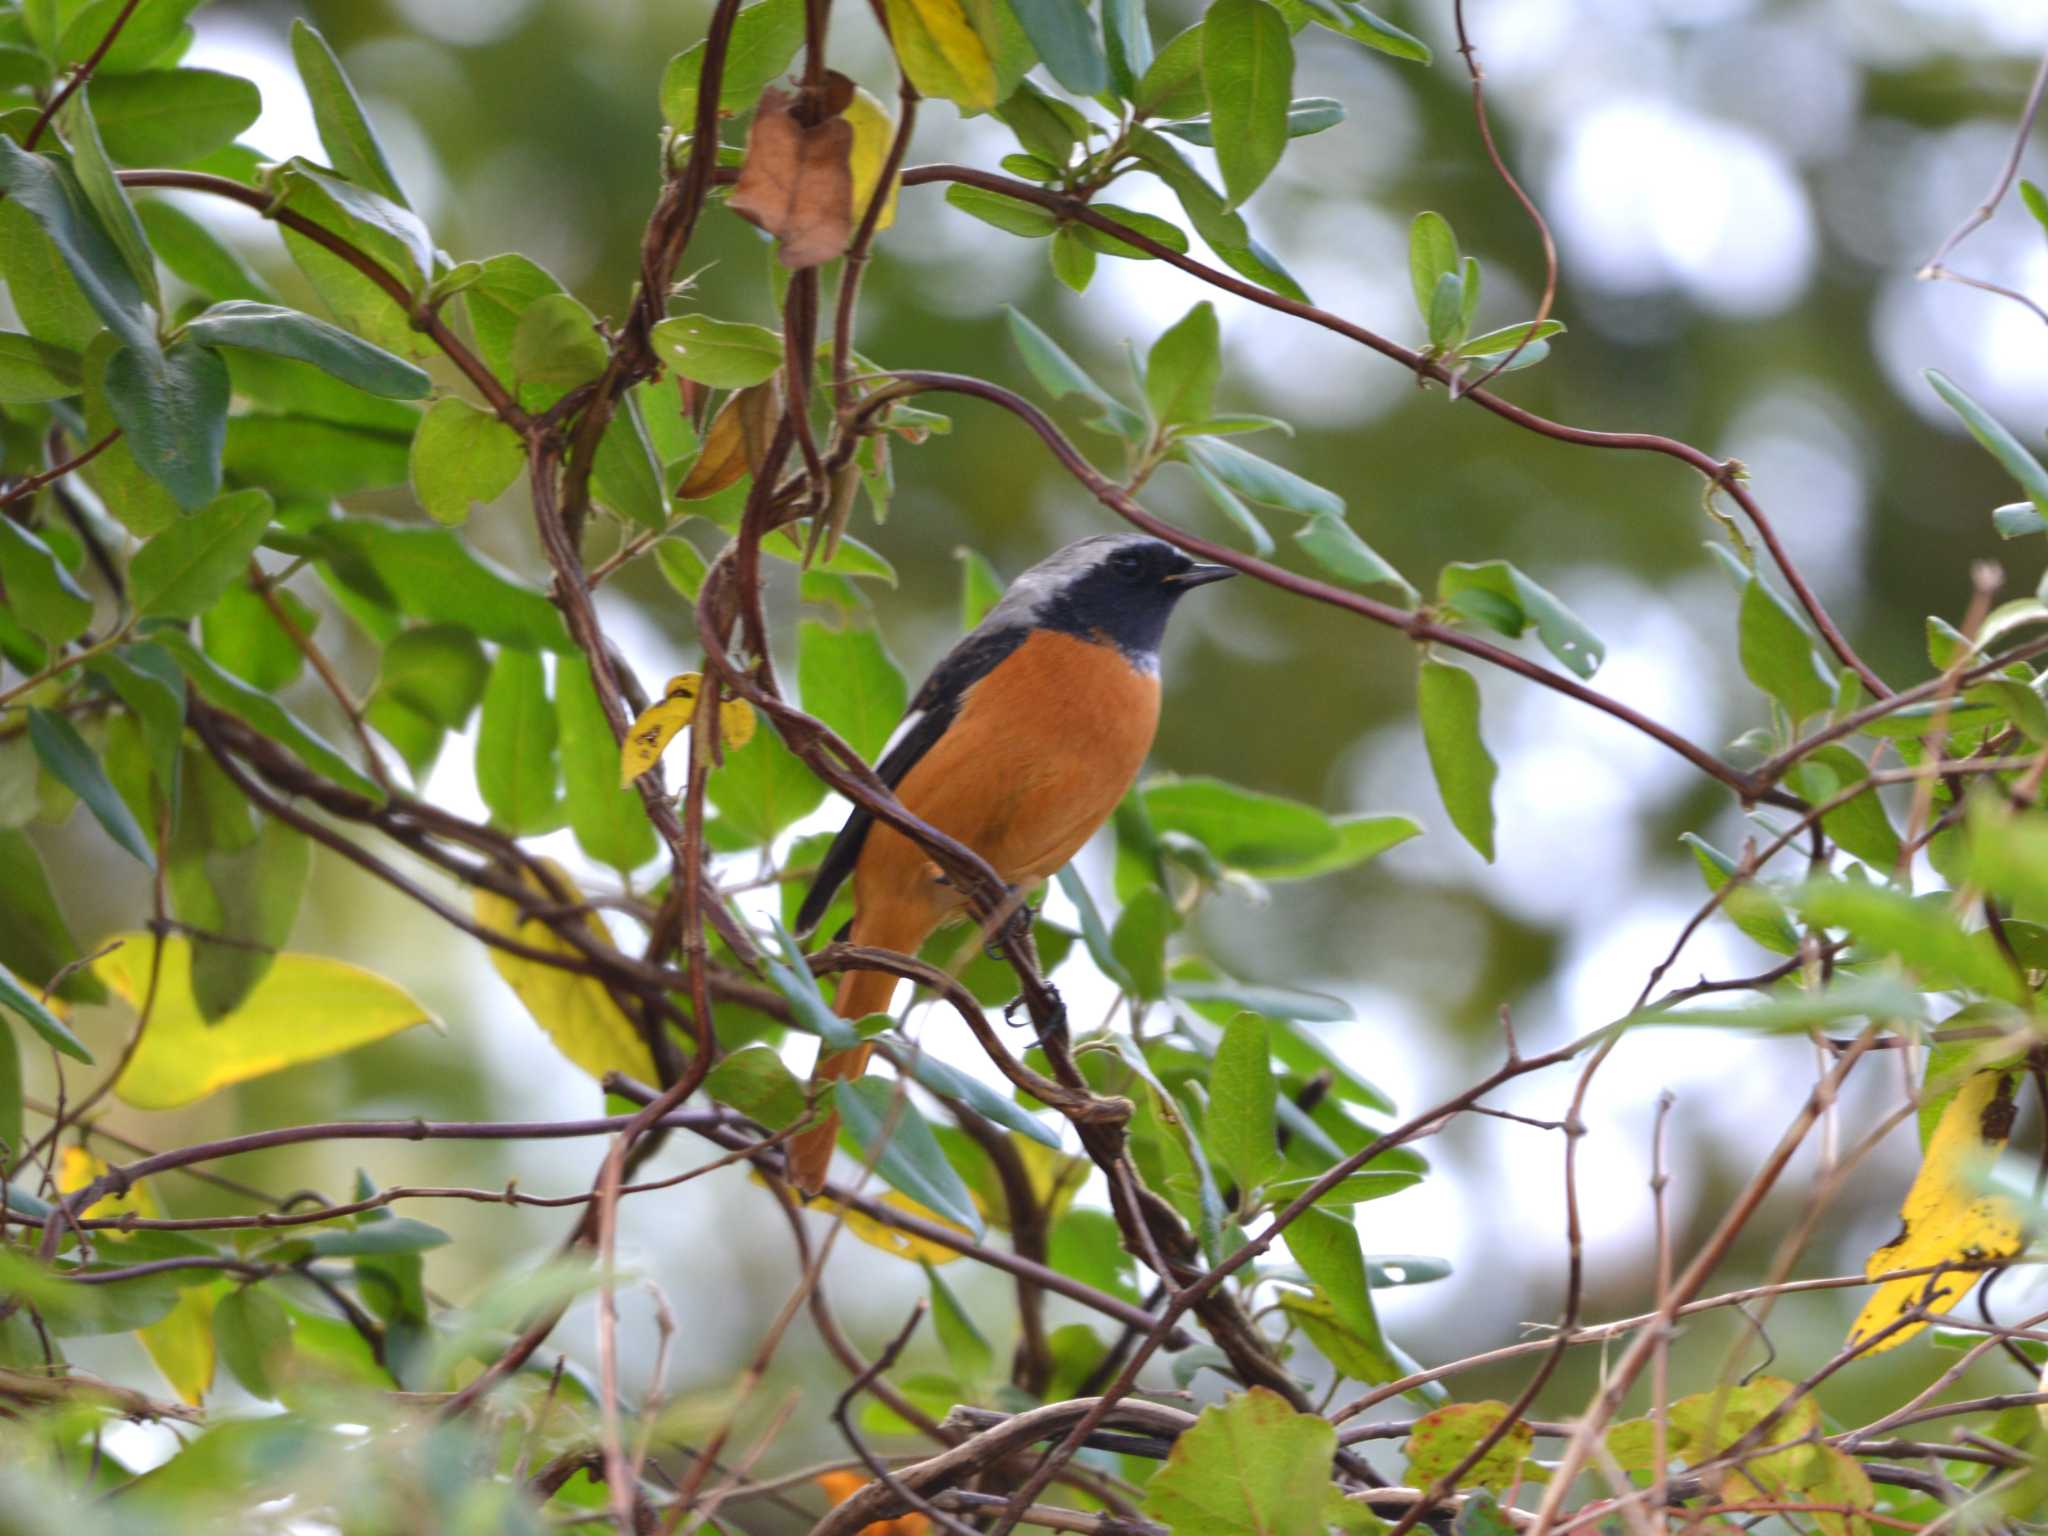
786;533;1234;1195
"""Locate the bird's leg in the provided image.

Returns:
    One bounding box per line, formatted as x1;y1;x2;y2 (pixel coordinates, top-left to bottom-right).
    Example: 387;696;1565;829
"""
981;884;1036;961
1002;990;1068;1043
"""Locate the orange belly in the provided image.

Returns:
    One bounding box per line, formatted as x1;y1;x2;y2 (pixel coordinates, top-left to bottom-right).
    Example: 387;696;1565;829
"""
849;627;1162;951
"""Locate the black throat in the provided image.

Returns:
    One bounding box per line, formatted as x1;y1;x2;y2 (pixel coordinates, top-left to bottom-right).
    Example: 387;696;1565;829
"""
1032;566;1182;665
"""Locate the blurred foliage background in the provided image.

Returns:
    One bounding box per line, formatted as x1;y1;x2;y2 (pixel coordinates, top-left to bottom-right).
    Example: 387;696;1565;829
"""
20;0;2048;1472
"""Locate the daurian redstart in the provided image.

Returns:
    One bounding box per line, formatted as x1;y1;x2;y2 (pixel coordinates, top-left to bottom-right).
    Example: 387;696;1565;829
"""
787;533;1234;1195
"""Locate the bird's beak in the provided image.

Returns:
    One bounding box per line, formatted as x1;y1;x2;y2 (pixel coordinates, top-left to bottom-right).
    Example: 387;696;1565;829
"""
1166;563;1236;588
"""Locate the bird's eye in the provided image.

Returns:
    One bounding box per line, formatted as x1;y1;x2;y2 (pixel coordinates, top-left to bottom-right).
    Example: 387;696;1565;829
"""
1111;550;1145;578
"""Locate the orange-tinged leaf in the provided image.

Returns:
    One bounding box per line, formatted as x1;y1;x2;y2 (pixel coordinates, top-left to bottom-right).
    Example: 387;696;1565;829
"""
1847;1067;2025;1353
99;937;434;1109
677;391;749;500
1402;1401;1533;1494
474;860;657;1085
729;86;854;270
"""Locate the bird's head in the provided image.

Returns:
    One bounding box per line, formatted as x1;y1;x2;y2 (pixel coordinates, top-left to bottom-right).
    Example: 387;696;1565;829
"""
990;533;1235;667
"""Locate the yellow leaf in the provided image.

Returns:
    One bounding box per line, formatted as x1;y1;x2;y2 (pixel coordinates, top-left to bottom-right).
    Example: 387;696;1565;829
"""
845;87;900;233
474;860;657;1085
56;1144;158;1228
98;937;434;1110
881;0;996;110
814;1188;970;1265
1847;1067;2025;1354
137;1282;218;1406
619;673;758;786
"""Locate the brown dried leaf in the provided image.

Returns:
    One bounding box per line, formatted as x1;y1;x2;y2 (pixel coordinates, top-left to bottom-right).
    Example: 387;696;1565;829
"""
736;377;782;476
729;86;855;270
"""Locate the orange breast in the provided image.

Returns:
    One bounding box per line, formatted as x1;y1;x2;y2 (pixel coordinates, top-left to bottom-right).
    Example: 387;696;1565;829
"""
849;628;1161;947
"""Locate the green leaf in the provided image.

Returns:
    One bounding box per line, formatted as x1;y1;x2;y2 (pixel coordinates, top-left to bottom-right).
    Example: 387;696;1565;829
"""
1417;658;1495;862
706;725;827;845
213;1283;291;1400
1794;878;2024;1004
0;956;92;1061
0;329;81;401
476;647;561;835
1101;0;1153;98
1738;572;1833;721
1297;0;1430;60
945;182;1057;238
1786;745;1901;870
273;160;431;363
1144;1387;1337;1536
995;78;1085;166
510;290;606;402
706;1043;806;1129
1288;1205;1381;1341
1004;304;1147;441
154;631;386;803
1167;979;1349;1022
137;200;270;304
1679;832;1800;956
1076;204;1191;259
1141;776;1341;874
660;0;805;127
1110;883;1178;999
1408;211;1458;322
129;487;273;619
1185;436;1341;518
1008;0;1107;95
28;705;154;867
1250;814;1421;880
957;545;1004;628
1426;268;1465;352
556;654;655;874
0;1019;19;1153
1146;300;1220;429
0;516;90;643
1203;0;1292;210
408;395;523;526
1296;512;1414;603
372;623;487;738
655;536;709;602
286;1216;449;1259
835;1076;984;1233
0;827;109;1006
1183;457;1275;556
1049;224;1095;291
56;0;203;72
1459;319;1565;357
88;69;260;167
1210;1012;1279;1193
310;518;572;651
1927;368;2048;516
1135;22;1205;117
183;301;428;399
289;19;408;207
924;1260;996;1382
2021;178;2048;239
651;314;784;388
61;88;158;314
899;1047;1060;1147
1439;560;1604;678
1628;973;1931;1032
1125;127;1308;302
799;618;908;765
0;134;155;353
103;338;230;510
1157;95;1343;147
1055;864;1134;990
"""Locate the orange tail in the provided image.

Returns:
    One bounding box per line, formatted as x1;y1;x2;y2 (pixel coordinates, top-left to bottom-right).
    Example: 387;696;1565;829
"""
786;964;908;1196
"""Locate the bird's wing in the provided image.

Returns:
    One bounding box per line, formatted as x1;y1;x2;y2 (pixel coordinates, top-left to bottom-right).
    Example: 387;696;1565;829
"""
794;622;1031;936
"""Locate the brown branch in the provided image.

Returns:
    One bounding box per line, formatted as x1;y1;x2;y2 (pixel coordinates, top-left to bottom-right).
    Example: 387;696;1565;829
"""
894;164;1887;698
23;0;142;152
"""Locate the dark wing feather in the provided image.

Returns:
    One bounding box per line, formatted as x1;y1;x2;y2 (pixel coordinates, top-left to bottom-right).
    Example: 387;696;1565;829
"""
794;623;1030;936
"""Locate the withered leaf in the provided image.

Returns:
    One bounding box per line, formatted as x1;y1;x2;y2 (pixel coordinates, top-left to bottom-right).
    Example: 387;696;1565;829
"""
729;86;855;270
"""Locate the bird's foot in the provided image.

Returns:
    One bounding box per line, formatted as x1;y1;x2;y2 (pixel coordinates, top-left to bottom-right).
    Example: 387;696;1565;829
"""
982;887;1036;961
